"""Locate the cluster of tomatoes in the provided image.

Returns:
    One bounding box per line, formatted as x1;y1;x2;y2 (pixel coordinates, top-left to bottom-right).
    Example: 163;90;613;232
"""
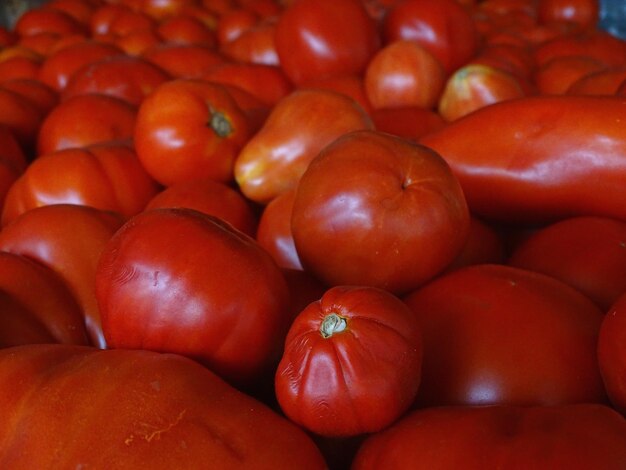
0;0;626;467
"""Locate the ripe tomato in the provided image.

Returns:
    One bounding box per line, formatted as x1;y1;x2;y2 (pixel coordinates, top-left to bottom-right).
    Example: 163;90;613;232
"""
275;285;422;437
156;14;217;47
300;74;373;115
141;43;225;78
234;89;374;204
37;93;137;156
216;8;259;45
0;125;28;205
291;130;470;294
15;7;88;38
274;0;380;84
598;293;626;415
566;68;626;95
0;252;89;347
0;344;327;469
537;0;599;31
0;87;45;156
369;107;445;141
134;79;251;186
403;264;606;407
0;78;59;115
95;208;290;385
0;204;125;348
532;55;608;95
90;3;157;37
1;141;160;226
219;18;280;66
352;404;626;469
364;40;446;110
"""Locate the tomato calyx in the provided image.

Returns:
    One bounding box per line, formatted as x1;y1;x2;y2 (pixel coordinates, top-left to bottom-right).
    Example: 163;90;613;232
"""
320;313;347;338
209;109;232;137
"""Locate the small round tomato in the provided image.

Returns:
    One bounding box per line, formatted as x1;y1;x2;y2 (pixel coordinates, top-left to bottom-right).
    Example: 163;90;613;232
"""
274;0;380;84
219;19;279;66
292;129;469;294
134;79;251;186
95;208;290;385
275;285;422;437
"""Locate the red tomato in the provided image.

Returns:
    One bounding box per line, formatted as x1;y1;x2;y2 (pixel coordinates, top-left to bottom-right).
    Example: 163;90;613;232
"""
403;264;606;407
90;3;157;37
0;56;41;82
532;54;608;95
234;89;374;204
537;0;599;31
352;404;626;469
219;18;279;66
141;43;225;78
508;216;626;311
134;79;251;186
156;14;217;47
37;93;137;156
301;74;374;115
1;141;160;226
566;68;626;95
382;0;479;74
275;285;422;437
43;0;97;26
0;344;327;469
0;87;45;156
598;293;626;415
0;78;59;115
369;107;446;141
274;0;380;84
364;40;446;110
291;130;470;294
61;55;171;105
15;7;88;37
145;178;258;237
216;8;259;45
420;95;626;224
0;252;89;347
0;204;125;348
95;208;290;385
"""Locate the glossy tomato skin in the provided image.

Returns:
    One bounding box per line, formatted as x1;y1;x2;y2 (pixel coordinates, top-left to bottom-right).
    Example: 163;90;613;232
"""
291;130;470;294
275;285;422;437
0;252;89;348
420;95;626;224
234;88;374;204
352;404;626;469
598;293;626;414
274;0;380;85
134;79;250;186
508;216;626;311
403;264;607;407
96;208;290;385
0;204;125;349
0;344;327;469
1;141;160;226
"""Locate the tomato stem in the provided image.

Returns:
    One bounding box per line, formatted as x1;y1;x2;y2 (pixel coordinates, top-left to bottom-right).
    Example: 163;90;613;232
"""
209;111;232;137
320;313;347;338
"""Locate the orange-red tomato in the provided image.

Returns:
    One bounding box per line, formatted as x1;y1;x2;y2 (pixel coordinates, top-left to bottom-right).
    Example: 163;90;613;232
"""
566;68;626;95
369;107;446;141
0;87;45;156
219;18;279;66
598;293;626;414
90;3;157;37
156;14;217;47
532;55;608;94
301;74;373;115
536;0;599;31
141;43;225;78
15;7;88;38
134;79;251;186
0;78;59;115
216;8;259;45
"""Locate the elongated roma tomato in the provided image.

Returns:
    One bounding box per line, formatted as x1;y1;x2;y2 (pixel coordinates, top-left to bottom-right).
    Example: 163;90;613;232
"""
275;285;422;437
420;95;626;224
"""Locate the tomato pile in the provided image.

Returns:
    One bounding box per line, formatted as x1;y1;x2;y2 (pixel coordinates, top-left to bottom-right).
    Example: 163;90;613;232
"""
1;0;626;468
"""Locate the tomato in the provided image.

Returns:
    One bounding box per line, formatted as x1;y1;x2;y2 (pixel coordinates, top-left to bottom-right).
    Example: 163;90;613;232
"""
598;293;626;415
37;40;124;91
437;63;527;122
0;78;59;115
0;87;45;156
113;28;161;56
156;14;217;47
508;216;626;311
219;18;279;66
234;88;373;204
37;93;137;156
43;0;97;26
444;215;506;273
141;43;225;78
145;178;258;237
369;106;445;141
0;344;327;469
134;79;250;186
420;95;626;224
275;285;422;437
352;404;626;469
300;74;373;115
255;188;302;270
90;3;157;38
61;55;171;105
14;7;88;38
274;0;380;85
403;264;606;407
532;55;608;95
0;204;125;348
537;0;599;31
0;252;89;347
566;68;626;95
1;141;160;226
0;56;41;82
140;0;198;20
216;8;259;45
95;208;290;385
291;130;470;294
364;40;446;110
382;0;479;74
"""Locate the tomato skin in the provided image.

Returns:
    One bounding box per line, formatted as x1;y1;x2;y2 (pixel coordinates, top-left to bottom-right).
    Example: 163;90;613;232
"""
95;208;290;385
537;0;599;31
134;79;250;186
1;141;160;226
234;89;374;204
352;404;626;470
598;293;626;415
219;19;279;66
403;264;606;407
420;95;626;224
369;106;445;141
0;252;89;348
275;285;422;437
141;44;225;78
532;55;608;95
291;130;470;294
0;204;125;349
274;0;380;85
0;344;327;469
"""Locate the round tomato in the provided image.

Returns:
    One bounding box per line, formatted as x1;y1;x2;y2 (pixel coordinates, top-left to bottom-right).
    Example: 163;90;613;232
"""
598;292;626;415
275;285;422;437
